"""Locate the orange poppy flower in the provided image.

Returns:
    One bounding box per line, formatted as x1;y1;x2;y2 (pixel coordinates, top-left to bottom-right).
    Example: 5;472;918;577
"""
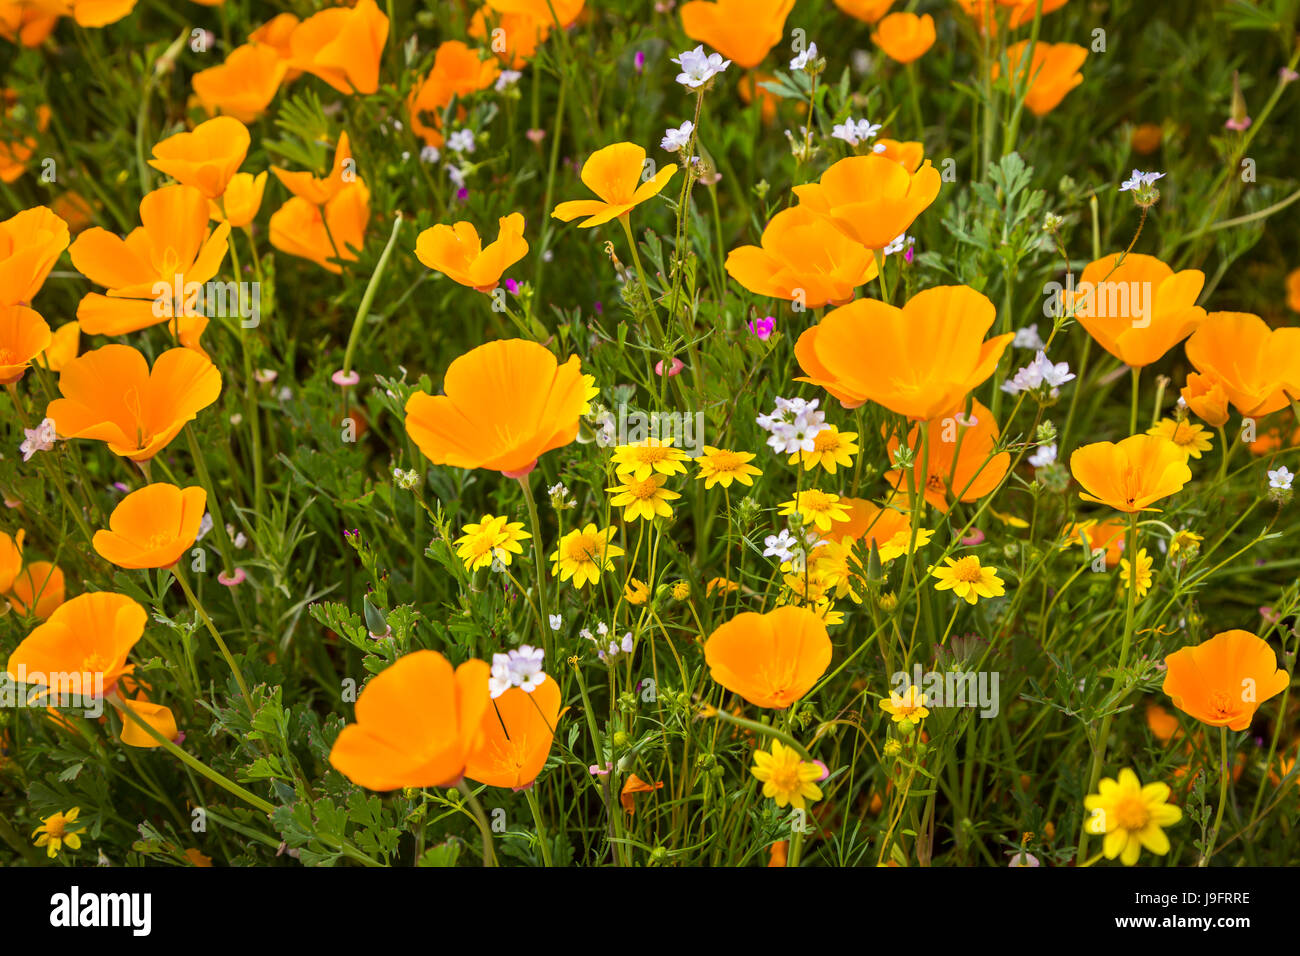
6;592;147;696
249;11;299;59
792;153;941;250
552;142;677;229
1163;630;1290;731
872;12;936;63
1069;434;1192;514
620;774;665;814
796;285;1012;420
192;43;288;124
407;40;500;148
994;41;1086;116
1131;123;1163;155
46;344;222;462
414;213;528;292
271;131;354;206
0;304;51;384
874;138;924;172
405;338;589;476
465;680;561;789
884;398;1010;510
0;528;22;592
469;8;550;69
1069;253;1206;368
833;0;894;23
1180;371;1230;428
0;206;70;307
68;184;231;336
8;560;65;620
0;3;60;46
1183;312;1300;419
92;483;207;570
1287;268;1300;312
680;0;794;69
725;206;878;308
1145;701;1181;744
329;650;491;791
209;171;267;229
1062;518;1127;567
704;605;832;709
484;0;583;27
286;0;388;95
268;181;370;274
118;694;178;749
149;116;250;200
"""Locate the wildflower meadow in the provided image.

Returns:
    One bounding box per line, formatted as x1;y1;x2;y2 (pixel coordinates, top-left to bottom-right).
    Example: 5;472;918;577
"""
1;0;1298;898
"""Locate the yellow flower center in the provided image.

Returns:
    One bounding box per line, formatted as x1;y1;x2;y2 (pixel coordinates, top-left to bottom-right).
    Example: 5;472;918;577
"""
767;759;803;796
564;533;600;563
1114;795;1150;831
45;816;67;839
631;446;671;463
81;652;108;675
624;477;661;500
709;450;745;470
1208;690;1236;720
813;430;841;453
800;489;834;512
950;556;984;583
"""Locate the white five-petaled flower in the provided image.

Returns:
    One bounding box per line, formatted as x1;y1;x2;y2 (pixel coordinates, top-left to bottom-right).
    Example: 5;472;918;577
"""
548;614;563;631
1119;169;1165;192
756;396;828;454
495;70;522;91
447;129;476;154
1013;323;1045;350
1028;443;1058;468
831;117;881;147
661;120;694;153
882;233;914;257
672;45;730;88
489;645;548;698
790;41;818;71
419;145;440;164
1002;351;1075;395
1268;466;1294;491
19;417;56;461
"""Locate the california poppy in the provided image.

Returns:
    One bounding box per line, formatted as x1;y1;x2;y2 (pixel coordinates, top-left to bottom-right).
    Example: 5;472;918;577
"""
0;528;23;592
995;41;1087;116
552;142;677;228
46;344;222;462
872;12;936;63
875;138;924;172
286;0;388;95
1071;253;1205;368
0;92;48;184
725;206;878;308
148;116;250;199
329;650;491;791
796;285;1012;420
405;338;589;476
248;11;299;61
68;184;231;336
464;679;561;789
0;304;51;384
0;206;70;307
833;0;895;23
407;40;500;148
92;483;207;570
884;398;1011;510
270;131;354;205
117;694;179;749
793;153;941;250
1183;312;1300;418
704;605;832;709
0;3;60;47
1163;630;1289;731
484;0;583;28
619;774;665;814
6;591;147;697
1069;435;1192;513
209;171;267;229
268;182;370;274
680;0;794;69
469;8;550;69
67;0;137;27
8;560;65;620
192;43;288;124
1180;372;1230;428
414;213;528;292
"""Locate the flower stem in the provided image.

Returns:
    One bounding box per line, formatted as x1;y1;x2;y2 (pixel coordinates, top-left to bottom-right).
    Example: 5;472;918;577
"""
457;780;499;867
341;212;404;377
1202;727;1230;866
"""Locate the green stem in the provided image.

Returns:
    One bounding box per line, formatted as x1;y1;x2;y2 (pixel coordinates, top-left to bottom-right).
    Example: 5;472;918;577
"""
341;213;404;376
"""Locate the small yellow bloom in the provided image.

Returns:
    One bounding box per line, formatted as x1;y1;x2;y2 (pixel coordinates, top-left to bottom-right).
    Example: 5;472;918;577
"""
706;576;740;596
454;514;531;571
1119;548;1153;599
551;524;624;589
930;555;1006;604
1147;418;1214;460
750;740;823;811
671;581;690;600
779;489;850;533
695;445;762;489
880;684;929;722
1168;529;1203;561
1084;768;1183;866
606;472;681;522
788;425;858;475
32;807;82;858
611;437;689;481
624;577;650;605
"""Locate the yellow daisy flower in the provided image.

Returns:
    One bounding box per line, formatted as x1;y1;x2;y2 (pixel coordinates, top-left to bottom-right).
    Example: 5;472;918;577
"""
580;372;600;413
930;555;1006;604
611;438;689;481
789;425;858;474
453;514;531;571
877;527;935;562
550;523;624;588
1147;418;1213;459
1119;548;1153;599
32;807;82;858
1084;768;1183;866
695;445;762;489
1168;529;1203;561
880;684;930;722
751;741;823;811
606;472;681;521
779;489;850;533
